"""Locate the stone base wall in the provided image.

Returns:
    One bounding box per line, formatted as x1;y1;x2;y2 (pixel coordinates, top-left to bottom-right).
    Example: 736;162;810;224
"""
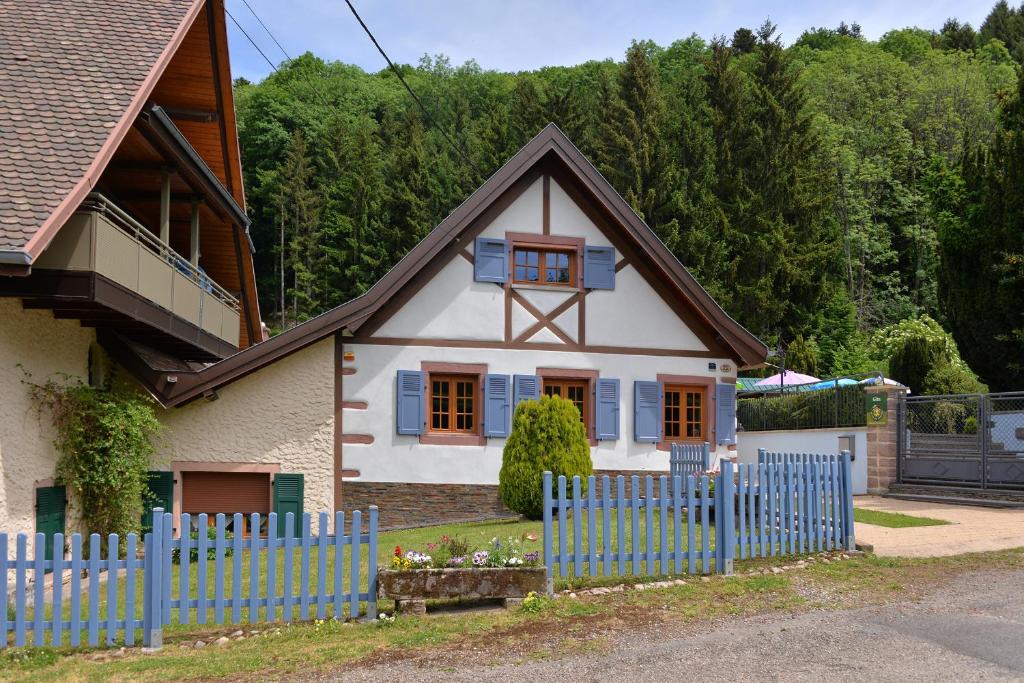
341;481;514;530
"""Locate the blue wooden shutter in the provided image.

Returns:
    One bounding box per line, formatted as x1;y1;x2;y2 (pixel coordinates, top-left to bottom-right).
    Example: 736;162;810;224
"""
396;370;425;435
484;374;512;437
513;374;540;409
474;237;508;283
273;473;304;537
716;383;737;445
583;245;615;289
633;380;661;442
595;378;620;440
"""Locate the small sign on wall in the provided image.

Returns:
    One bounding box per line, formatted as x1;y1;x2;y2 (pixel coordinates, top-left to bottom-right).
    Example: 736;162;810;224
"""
866;393;888;426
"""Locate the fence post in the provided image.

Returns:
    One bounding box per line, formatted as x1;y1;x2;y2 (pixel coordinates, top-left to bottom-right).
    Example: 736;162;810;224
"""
840;451;856;550
716;461;736;575
757;448;766;466
143;508;164;650
702;442;711;471
542;471;553;594
366;506;378;620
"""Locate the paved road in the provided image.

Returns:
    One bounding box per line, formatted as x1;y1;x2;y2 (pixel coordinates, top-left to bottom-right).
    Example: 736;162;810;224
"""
339;569;1024;682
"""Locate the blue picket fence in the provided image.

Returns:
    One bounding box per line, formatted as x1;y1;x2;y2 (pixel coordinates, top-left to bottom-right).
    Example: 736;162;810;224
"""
0;506;378;650
542;470;729;580
669;442;710;492
543;451;855;582
735;452;854;559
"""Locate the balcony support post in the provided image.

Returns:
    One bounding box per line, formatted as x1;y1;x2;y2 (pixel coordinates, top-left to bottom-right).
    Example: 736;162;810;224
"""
190;198;201;267
159;169;171;245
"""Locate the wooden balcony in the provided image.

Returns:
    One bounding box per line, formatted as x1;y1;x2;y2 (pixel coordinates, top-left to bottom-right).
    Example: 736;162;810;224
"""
6;194;241;361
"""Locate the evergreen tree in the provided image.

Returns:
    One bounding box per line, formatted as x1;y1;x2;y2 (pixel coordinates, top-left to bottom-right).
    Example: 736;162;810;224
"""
934;75;1024;389
731;28;757;54
596;41;681;251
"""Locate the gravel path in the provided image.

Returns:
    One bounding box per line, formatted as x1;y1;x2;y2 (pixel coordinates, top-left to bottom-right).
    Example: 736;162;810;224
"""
334;569;1024;682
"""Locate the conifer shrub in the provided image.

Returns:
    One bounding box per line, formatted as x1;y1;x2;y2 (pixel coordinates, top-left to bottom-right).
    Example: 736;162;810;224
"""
499;395;593;520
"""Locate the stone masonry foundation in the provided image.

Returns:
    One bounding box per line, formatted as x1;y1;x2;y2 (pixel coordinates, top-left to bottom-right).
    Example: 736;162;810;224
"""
341;481;514;531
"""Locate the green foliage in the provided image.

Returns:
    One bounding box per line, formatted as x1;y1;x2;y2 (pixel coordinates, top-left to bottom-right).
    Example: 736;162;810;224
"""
25;374;162;539
932;72;1024;390
785;335;820;376
872;315;982;394
737;385;868;431
499;396;593;520
922;361;988;395
172;526;235;564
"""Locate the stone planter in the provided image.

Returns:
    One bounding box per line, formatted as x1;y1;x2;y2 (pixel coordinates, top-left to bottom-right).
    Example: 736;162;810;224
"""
378;567;547;614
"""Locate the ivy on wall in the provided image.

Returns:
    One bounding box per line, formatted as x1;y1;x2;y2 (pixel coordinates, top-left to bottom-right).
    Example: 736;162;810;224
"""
24;370;162;540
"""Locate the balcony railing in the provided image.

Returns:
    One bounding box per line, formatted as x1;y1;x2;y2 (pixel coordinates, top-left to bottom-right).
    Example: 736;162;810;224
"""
35;193;241;348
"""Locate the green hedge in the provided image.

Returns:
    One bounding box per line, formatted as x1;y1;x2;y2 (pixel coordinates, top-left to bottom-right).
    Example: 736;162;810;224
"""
737;385;867;431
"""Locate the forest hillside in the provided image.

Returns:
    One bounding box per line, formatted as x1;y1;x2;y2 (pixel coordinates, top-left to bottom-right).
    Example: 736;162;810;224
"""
234;2;1024;392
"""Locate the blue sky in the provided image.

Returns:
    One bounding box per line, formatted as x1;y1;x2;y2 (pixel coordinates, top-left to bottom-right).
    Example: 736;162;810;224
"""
226;0;994;82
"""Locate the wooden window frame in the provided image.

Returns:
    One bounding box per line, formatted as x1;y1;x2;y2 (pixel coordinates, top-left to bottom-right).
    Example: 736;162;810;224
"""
512;246;577;287
656;374;715;452
428;374;479;434
663;384;707;444
420;362;487;446
505;233;584;292
537;367;598;446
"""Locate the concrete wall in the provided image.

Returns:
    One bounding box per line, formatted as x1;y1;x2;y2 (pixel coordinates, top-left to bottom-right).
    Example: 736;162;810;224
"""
155;337;335;531
0;298;94;540
736;427;869;495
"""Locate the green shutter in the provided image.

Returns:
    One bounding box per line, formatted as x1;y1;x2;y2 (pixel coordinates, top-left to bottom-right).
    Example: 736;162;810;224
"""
273;473;304;537
141;471;175;533
35;486;66;563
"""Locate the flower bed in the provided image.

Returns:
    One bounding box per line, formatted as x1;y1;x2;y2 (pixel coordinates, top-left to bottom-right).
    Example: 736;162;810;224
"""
379;535;546;614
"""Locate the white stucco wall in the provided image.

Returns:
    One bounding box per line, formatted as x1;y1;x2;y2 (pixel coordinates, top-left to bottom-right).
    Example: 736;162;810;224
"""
0;298;95;538
374;257;504;341
586;266;708;350
342;342;737;485
155;337;336;520
736;428;868;495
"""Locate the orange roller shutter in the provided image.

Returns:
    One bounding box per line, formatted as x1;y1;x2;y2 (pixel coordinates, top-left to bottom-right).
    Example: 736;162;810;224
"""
181;471;271;514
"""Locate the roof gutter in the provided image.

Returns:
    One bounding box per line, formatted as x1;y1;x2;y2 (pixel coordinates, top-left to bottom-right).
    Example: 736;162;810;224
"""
145;106;255;254
0;249;32;265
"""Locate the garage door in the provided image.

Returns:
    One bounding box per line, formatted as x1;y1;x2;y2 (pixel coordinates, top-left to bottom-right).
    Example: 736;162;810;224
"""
181;471;271;515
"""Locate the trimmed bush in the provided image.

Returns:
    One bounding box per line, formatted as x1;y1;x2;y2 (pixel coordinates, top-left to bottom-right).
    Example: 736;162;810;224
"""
499;395;593;520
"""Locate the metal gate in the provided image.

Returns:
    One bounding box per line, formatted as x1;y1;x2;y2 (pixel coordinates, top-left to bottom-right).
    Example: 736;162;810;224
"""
897;392;1024;489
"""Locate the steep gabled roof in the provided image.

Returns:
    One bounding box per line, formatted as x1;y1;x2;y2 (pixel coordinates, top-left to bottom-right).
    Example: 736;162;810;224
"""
140;124;767;407
0;0;202;262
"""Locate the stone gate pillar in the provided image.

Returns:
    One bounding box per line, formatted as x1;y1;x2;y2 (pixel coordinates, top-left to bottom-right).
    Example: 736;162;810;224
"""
865;385;907;494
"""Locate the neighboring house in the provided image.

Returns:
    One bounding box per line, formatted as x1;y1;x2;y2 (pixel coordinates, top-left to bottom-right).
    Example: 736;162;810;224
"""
0;0;263;548
133;124;767;531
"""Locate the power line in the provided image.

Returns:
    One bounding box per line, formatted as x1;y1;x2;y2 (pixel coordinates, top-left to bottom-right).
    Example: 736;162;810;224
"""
225;7;279;74
230;0;479;174
238;0;293;61
341;0;480;174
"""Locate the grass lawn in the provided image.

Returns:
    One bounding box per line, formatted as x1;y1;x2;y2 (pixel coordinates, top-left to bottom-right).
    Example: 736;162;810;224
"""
3;546;1022;682
853;507;951;528
8;512;710;648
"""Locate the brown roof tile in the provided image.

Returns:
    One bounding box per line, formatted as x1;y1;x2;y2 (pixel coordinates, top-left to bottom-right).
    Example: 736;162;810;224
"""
0;0;198;254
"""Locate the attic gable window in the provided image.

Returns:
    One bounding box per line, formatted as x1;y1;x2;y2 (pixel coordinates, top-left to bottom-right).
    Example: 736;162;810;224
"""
513;247;575;286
